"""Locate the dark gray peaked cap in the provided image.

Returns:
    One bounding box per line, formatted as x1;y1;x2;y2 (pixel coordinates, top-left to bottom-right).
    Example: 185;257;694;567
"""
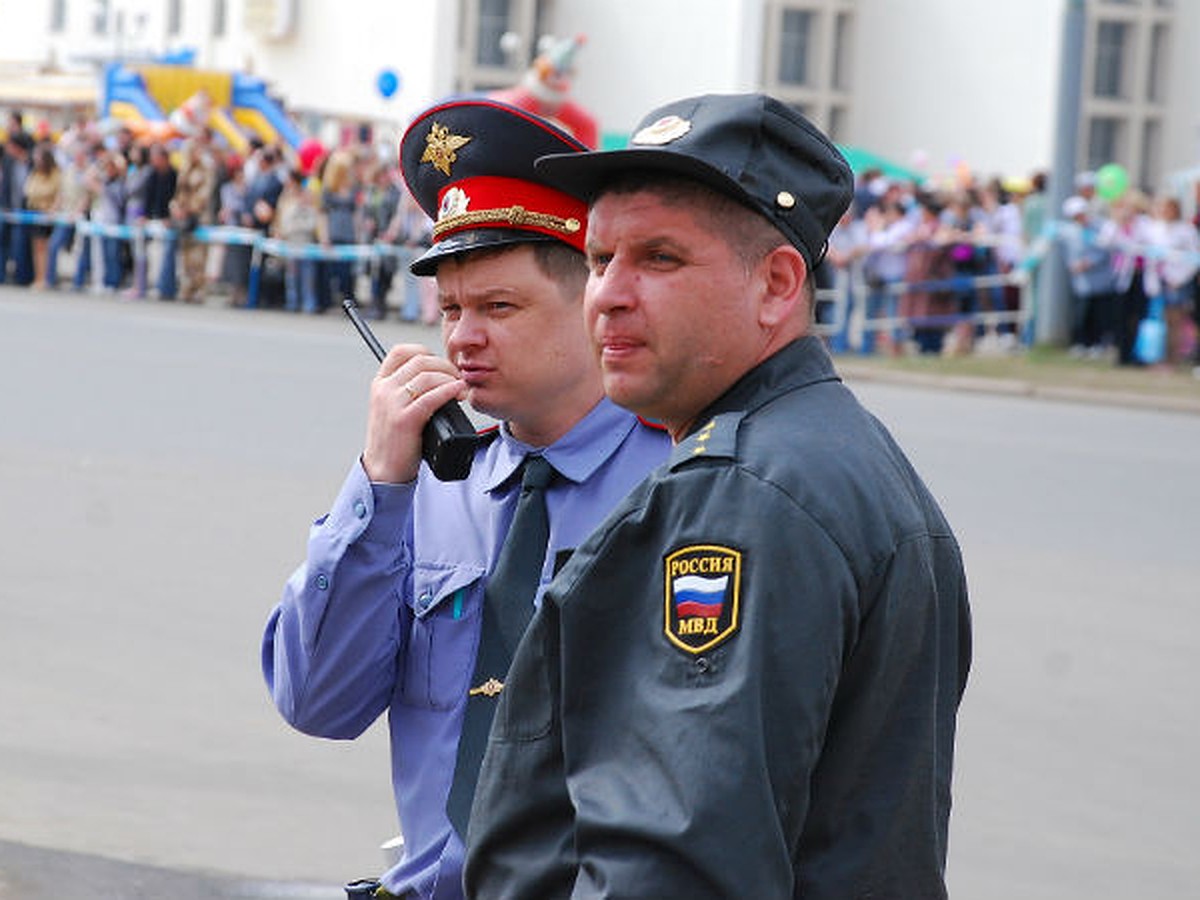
534;93;854;268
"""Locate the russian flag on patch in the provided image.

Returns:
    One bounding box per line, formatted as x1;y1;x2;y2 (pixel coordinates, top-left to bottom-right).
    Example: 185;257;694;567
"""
664;543;742;655
673;574;728;618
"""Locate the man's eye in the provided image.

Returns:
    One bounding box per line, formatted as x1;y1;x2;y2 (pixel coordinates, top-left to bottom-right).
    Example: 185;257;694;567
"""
588;254;611;274
440;305;461;321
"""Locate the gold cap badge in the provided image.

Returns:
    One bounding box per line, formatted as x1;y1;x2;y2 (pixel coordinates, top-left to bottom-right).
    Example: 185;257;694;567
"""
632;115;692;146
438;187;470;221
422;122;472;177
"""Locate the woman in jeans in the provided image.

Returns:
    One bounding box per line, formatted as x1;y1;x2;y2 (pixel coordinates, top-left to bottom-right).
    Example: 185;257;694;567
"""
81;152;127;292
274;168;320;313
317;149;361;309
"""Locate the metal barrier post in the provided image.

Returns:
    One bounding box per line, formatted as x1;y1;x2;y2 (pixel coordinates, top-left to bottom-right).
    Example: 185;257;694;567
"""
246;243;263;309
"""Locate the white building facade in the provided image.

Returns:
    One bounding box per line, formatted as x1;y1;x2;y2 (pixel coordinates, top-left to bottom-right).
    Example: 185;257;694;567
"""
1;0;1197;191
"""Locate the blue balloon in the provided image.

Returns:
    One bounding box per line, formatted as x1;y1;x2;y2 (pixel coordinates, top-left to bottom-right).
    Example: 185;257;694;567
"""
376;69;400;99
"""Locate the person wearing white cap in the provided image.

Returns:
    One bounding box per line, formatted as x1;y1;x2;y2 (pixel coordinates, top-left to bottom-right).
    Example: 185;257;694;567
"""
1059;194;1115;356
1075;170;1108;219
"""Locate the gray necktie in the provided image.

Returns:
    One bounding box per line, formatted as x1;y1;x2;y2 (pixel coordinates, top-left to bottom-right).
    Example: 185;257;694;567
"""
446;454;554;835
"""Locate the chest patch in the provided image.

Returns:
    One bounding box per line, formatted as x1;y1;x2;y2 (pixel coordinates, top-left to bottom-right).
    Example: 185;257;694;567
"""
664;544;742;654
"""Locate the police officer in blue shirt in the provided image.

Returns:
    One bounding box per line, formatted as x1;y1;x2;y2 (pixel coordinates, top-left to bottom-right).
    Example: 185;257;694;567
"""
465;94;971;899
261;99;670;900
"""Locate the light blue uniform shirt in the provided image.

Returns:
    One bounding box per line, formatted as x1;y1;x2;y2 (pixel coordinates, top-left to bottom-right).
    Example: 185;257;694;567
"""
262;398;669;899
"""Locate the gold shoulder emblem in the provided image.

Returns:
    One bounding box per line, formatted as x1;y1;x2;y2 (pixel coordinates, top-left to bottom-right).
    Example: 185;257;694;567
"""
469;677;504;698
421;122;472;176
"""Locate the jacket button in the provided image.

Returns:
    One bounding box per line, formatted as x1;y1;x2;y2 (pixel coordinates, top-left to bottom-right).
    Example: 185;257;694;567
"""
315;573;329;590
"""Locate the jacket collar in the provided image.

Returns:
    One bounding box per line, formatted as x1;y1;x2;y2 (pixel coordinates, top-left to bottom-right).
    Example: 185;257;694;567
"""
681;336;841;441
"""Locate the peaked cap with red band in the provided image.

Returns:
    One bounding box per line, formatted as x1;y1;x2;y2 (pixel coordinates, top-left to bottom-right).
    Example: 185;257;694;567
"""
399;98;590;276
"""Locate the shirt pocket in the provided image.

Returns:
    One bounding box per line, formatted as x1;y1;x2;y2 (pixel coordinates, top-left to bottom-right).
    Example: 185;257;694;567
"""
399;563;484;711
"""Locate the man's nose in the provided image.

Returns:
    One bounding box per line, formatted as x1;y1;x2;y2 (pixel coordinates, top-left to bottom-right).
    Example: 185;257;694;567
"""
445;309;486;352
586;260;633;314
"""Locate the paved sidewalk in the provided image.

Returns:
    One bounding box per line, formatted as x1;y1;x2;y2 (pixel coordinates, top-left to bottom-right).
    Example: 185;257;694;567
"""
0;841;341;900
837;359;1200;416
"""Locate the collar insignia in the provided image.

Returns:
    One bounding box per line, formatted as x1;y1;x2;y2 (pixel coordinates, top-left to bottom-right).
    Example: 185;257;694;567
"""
422;122;472;176
664;544;742;655
691;417;717;456
633;115;691;146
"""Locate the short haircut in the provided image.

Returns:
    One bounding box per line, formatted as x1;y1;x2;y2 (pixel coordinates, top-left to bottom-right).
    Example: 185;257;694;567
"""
596;170;790;271
449;241;588;302
595;170;815;312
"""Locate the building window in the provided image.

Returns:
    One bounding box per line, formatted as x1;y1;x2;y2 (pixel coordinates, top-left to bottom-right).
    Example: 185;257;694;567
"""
828;105;847;142
50;0;67;32
476;0;511;67
92;0;110;35
213;0;227;37
533;1;551;63
1139;118;1161;188
832;11;853;91
167;0;183;36
1146;22;1168;102
1086;117;1123;169
778;9;814;86
1081;0;1178;181
1093;20;1129;99
457;0;554;94
762;1;856;142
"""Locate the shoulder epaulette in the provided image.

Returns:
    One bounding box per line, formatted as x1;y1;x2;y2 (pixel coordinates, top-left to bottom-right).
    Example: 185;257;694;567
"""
669;411;742;470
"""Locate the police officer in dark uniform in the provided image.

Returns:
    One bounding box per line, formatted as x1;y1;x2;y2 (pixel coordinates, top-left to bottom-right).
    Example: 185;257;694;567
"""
464;93;972;899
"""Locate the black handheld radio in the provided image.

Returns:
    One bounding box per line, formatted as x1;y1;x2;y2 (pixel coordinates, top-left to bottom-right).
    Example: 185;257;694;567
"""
342;299;477;481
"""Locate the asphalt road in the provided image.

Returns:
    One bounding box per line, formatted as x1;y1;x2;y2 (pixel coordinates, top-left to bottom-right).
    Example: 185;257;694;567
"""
1;286;1197;898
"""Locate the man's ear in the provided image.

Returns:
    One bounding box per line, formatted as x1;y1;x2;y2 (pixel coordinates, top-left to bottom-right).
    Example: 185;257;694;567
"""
758;244;808;328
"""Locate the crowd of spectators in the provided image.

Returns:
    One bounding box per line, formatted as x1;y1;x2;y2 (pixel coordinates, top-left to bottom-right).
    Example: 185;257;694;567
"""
0;109;437;322
3;108;1200;370
819;166;1200;369
1058;180;1200;368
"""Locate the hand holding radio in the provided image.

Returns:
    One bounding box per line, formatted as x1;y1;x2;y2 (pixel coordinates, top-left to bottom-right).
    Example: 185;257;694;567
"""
344;300;478;482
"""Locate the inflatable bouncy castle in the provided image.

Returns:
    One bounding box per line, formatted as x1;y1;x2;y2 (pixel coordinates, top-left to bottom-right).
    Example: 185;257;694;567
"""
101;63;302;151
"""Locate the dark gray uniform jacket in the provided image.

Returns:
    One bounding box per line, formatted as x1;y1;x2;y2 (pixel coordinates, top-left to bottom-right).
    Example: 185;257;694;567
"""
465;337;971;899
